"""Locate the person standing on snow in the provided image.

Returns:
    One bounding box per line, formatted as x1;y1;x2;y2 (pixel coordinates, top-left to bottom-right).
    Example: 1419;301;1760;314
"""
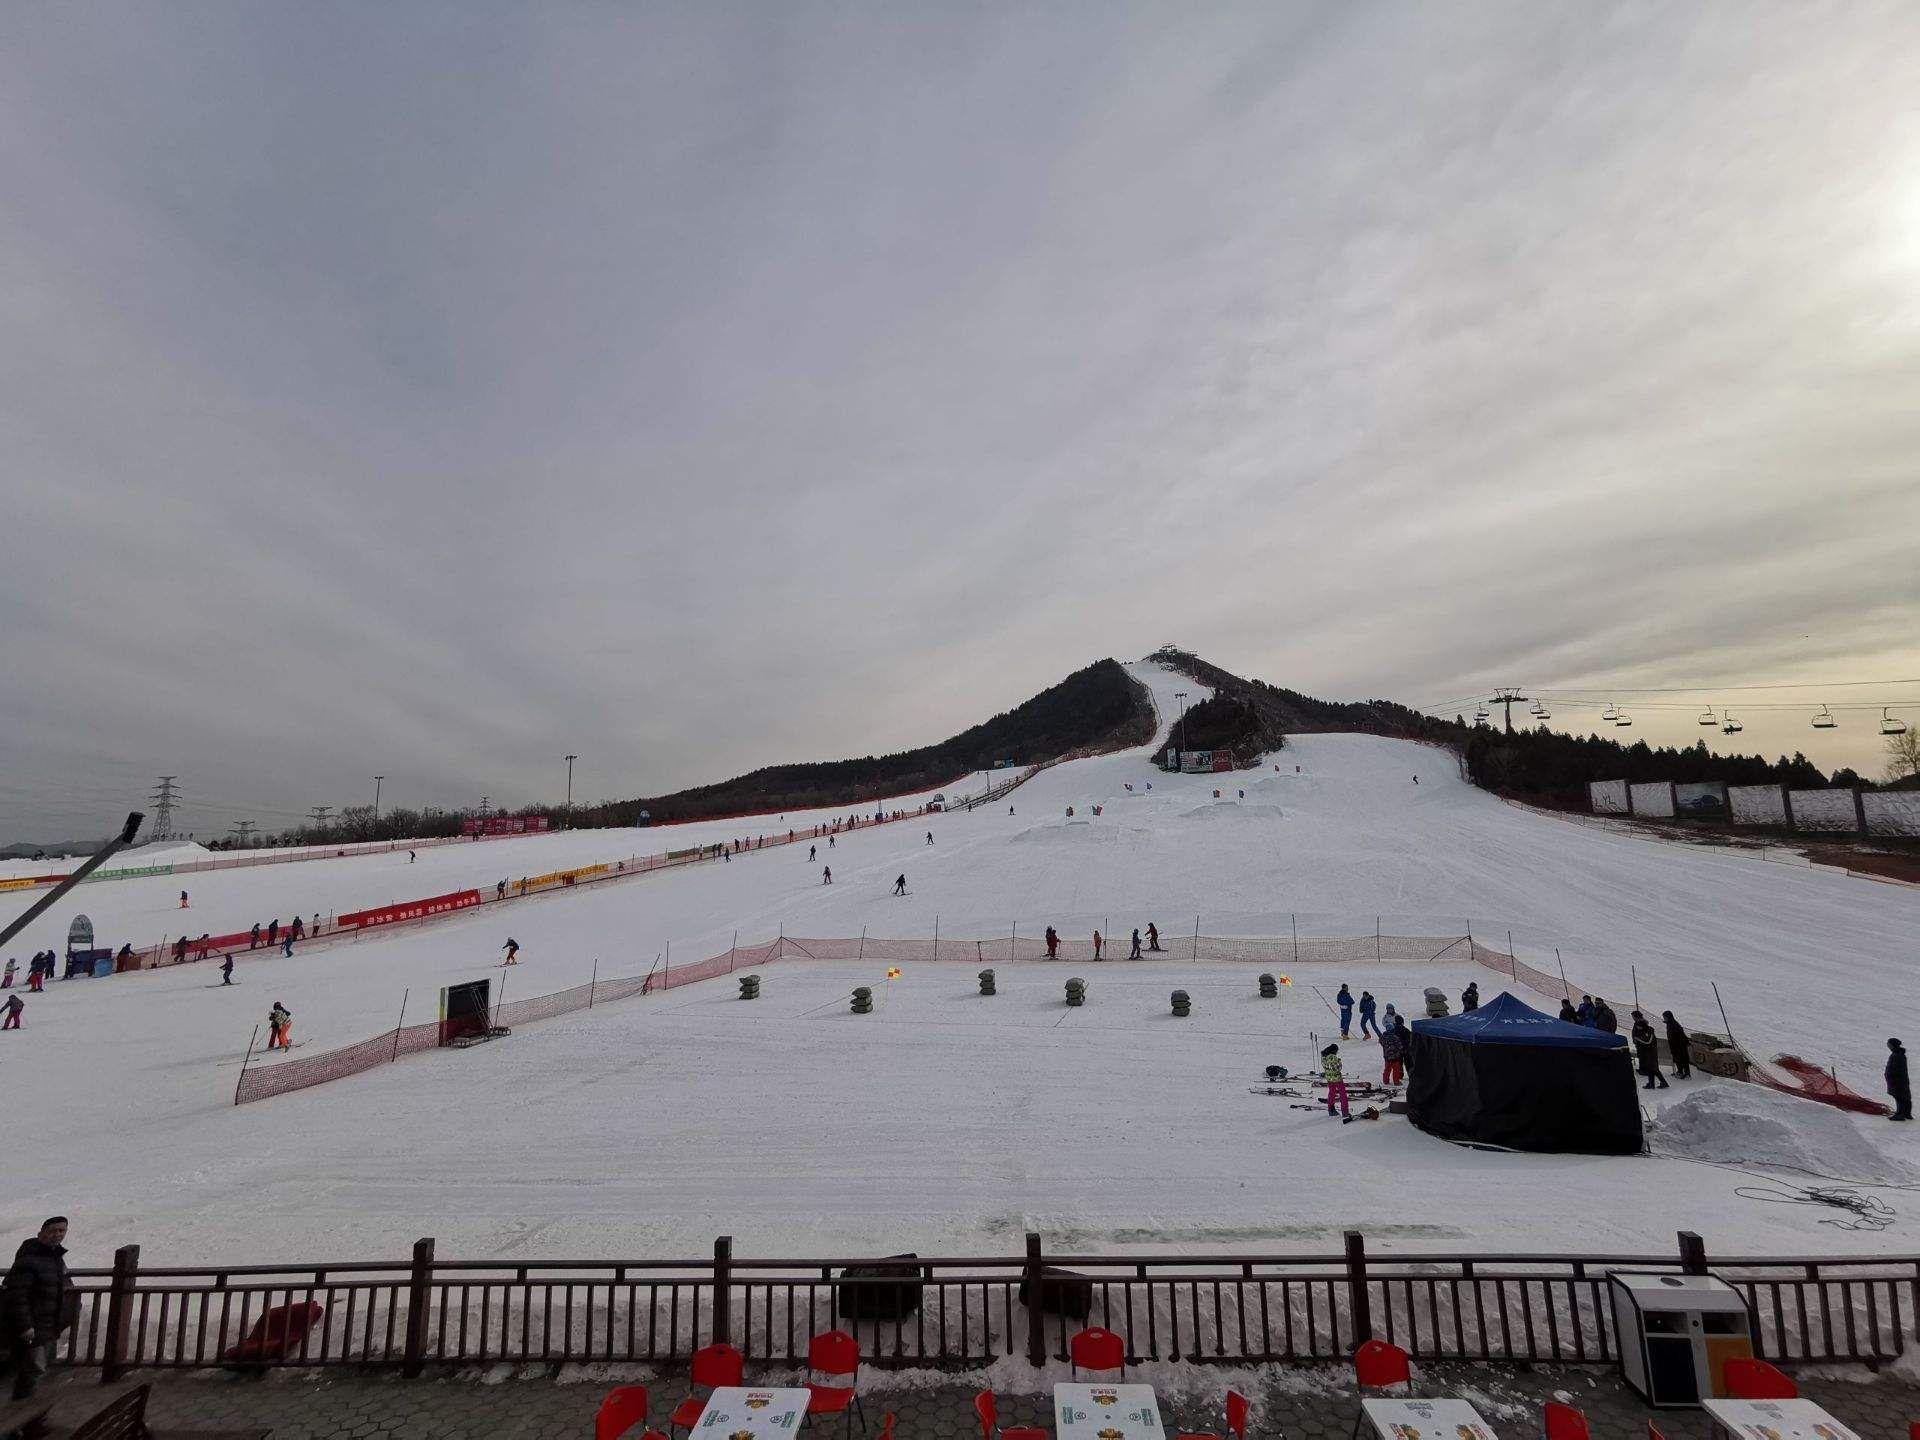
1;994;22;1030
1044;926;1059;960
1631;1012;1668;1090
1888;1039;1911;1121
893;874;906;896
1662;1011;1692;1079
250;922;261;951
1321;1045;1352;1122
926;831;933;845
1379;1016;1409;1087
1092;930;1103;961
501;938;520;965
822;866;831;885
220;954;235;986
1128;928;1143;959
1460;982;1480;1013
1;959;13;989
1358;990;1380;1039
828;835;834;849
1335;984;1354;1038
1147;923;1161;952
290;916;304;941
266;918;279;948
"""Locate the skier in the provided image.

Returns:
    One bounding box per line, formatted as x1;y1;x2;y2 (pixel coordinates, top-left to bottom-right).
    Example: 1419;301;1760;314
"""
828;835;834;849
1092;930;1103;961
281;932;294;958
1662;1011;1692;1079
1575;995;1595;1027
1320;1044;1351;1122
1888;1039;1912;1121
266;918;279;948
1558;998;1578;1023
1147;923;1161;952
1357;990;1379;1039
894;874;907;896
496;879;507;900
266;1002;291;1049
172;936;189;964
823;866;832;885
179;890;189;909
220;954;235;986
809;845;816;863
1;959;12;989
1460;982;1480;1013
1412;776;1418;785
409;851;416;863
249;922;261;951
1044;926;1059;960
290;916;304;941
502;938;520;965
1336;984;1354;1039
1631;1012;1668;1089
1128;928;1143;960
926;831;933;846
1593;999;1619;1034
1008;806;1014;816
1;994;22;1030
1380;1016;1409;1087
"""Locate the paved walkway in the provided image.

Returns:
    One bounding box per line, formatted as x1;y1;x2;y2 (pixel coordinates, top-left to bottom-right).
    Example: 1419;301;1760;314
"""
19;1359;1920;1440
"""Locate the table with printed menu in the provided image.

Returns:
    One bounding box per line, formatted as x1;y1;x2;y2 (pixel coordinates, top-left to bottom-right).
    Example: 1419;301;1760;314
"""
1054;1383;1166;1440
1362;1397;1498;1440
695;1387;813;1440
1701;1398;1861;1440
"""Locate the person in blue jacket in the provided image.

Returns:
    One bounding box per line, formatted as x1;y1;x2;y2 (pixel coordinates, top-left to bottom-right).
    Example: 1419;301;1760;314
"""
1335;984;1354;1039
1575;995;1595;1027
1357;990;1380;1039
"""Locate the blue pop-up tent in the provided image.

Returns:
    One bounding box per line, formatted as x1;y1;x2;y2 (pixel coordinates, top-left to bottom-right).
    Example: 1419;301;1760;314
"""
1408;992;1642;1154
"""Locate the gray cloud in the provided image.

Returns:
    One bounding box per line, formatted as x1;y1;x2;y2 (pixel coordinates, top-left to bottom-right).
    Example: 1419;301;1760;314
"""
4;2;1919;840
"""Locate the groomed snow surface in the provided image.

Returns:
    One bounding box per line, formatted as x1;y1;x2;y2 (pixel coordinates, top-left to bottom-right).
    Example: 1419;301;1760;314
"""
6;661;1918;1267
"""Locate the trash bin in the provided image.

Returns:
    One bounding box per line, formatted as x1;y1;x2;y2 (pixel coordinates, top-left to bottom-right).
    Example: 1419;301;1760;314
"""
1609;1272;1754;1407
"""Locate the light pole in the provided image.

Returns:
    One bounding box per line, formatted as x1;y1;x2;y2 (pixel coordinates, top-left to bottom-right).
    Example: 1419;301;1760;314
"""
373;775;384;820
564;755;577;825
1173;691;1189;757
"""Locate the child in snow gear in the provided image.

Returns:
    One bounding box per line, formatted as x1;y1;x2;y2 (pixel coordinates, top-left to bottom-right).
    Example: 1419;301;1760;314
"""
502;938;520;964
220;955;235;986
1128;929;1143;959
266;1003;291;1049
1044;926;1059;959
893;875;906;896
1888;1039;1911;1121
1379;1016;1409;1086
1336;984;1354;1038
1460;982;1480;1013
1321;1045;1351;1120
281;933;294;957
1631;1012;1668;1089
1146;923;1161;952
1;959;13;989
822;866;831;885
1358;990;1379;1039
1092;930;1103;960
1;994;22;1030
1662;1011;1691;1078
180;890;189;908
291;916;304;941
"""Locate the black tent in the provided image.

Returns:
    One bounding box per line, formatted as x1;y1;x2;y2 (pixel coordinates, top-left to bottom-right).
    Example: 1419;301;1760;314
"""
1408;992;1642;1155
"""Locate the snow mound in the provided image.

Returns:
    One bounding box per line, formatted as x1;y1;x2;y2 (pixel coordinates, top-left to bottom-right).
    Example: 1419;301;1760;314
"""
1176;801;1282;821
1009;820;1130;844
1648;1083;1917;1184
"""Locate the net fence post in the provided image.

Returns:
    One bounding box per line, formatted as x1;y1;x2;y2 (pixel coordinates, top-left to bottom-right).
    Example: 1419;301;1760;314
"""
1024;1232;1047;1367
589;960;598;1009
1192;916;1199;960
1292;913;1298;964
101;1243;140;1384
403;1236;435;1377
713;1235;734;1347
1344;1231;1372;1345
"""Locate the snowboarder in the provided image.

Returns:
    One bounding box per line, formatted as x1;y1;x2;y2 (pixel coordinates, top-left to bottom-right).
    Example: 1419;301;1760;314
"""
1593;999;1619;1034
893;875;906;896
1558;998;1578;1023
1092;930;1103;961
1575;995;1594;1026
496;879;507;900
1321;1044;1351;1121
502;938;519;965
822;866;832;885
1358;990;1379;1039
1147;923;1161;952
1044;926;1059;960
1;994;22;1030
1336;984;1354;1038
809;845;816;862
249;922;261;950
1460;982;1480;1013
2;1215;71;1400
1;959;12;989
1631;1012;1668;1089
1008;806;1014;816
266;1002;291;1049
1888;1039;1911;1121
1128;928;1143;959
1662;1011;1691;1079
220;954;235;986
409;851;416;863
1380;1016;1409;1086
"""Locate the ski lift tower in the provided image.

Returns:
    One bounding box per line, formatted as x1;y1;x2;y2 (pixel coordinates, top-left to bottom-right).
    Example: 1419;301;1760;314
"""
1489;688;1531;735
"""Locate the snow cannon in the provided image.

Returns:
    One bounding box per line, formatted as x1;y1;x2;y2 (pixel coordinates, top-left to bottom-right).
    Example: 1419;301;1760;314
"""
1065;977;1087;1007
978;968;996;996
850;986;872;1015
1423;986;1448;1018
1170;989;1191;1018
1258;973;1278;999
738;975;761;1001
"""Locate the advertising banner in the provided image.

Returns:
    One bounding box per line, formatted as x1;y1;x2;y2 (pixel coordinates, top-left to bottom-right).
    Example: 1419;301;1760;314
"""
338;888;482;930
1181;750;1213;773
1674;782;1727;817
460;815;552;837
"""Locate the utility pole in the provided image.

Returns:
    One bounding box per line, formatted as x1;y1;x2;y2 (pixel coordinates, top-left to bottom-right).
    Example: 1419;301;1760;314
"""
1173;692;1189;759
479;795;491;818
564;755;577;824
1489;688;1530;735
149;776;180;841
307;805;332;834
373;775;384;820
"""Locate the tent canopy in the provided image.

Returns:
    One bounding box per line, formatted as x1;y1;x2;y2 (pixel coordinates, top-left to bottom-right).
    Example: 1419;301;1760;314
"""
1414;991;1628;1049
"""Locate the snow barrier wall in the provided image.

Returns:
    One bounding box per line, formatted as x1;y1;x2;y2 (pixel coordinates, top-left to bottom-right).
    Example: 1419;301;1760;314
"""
1628;781;1674;818
1863;790;1920;837
1789;787;1858;832
1729;784;1788;825
1600;779;1920;838
1588;779;1629;814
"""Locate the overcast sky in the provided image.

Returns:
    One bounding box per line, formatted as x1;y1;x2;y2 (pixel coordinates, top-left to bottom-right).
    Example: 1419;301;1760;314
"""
4;3;1919;842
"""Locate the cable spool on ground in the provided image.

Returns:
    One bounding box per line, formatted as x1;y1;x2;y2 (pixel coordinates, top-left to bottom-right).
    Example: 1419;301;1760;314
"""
978;968;995;996
1258;973;1278;998
738;975;760;1001
1171;989;1191;1017
850;986;872;1015
1064;977;1086;1007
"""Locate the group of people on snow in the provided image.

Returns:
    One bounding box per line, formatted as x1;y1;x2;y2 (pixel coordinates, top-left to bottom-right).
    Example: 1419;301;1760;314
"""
1;951;58;992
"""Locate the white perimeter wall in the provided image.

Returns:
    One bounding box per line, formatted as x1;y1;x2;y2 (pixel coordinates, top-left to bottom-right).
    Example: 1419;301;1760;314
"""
1863;791;1920;837
1728;785;1787;825
1629;781;1674;818
1590;779;1630;814
1788;788;1858;832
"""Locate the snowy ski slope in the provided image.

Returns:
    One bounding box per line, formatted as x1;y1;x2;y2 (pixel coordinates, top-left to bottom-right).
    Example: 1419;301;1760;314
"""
5;659;1917;1265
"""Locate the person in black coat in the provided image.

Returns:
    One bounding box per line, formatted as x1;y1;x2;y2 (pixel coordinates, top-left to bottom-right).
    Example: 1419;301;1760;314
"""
1889;1039;1912;1121
1558;999;1578;1023
2;1217;72;1400
1460;982;1480;1013
1593;1000;1619;1034
1662;1011;1691;1079
1631;1012;1668;1089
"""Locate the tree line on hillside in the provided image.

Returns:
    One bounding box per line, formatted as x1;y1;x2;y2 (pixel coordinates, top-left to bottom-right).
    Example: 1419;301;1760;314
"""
1462;726;1871;807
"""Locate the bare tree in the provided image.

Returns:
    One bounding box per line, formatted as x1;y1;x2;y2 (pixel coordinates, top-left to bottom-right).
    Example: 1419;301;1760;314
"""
1885;728;1920;784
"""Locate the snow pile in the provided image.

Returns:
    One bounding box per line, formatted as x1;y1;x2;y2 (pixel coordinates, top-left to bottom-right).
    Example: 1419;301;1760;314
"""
1649;1083;1917;1184
1175;800;1281;821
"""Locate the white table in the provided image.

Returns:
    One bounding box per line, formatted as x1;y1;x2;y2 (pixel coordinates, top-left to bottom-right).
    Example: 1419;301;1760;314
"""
696;1387;813;1440
1362;1398;1498;1440
1702;1399;1861;1440
1054;1384;1165;1440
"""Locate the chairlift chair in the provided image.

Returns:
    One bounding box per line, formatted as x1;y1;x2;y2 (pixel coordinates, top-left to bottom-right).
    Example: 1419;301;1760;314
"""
1883;708;1910;737
1697;708;1717;726
1602;704;1618;721
1474;704;1490;722
1721;712;1743;735
1534;707;1551;720
1812;705;1837;729
1614;712;1633;727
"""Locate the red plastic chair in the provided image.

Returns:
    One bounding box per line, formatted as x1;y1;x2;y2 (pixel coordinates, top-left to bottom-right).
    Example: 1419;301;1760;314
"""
976;1389;1049;1440
1226;1391;1249;1440
1350;1340;1413;1439
877;1415;897;1440
222;1300;326;1363
1724;1358;1797;1399
597;1385;651;1440
1068;1326;1126;1378
671;1342;744;1435
1543;1403;1589;1440
806;1329;867;1438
